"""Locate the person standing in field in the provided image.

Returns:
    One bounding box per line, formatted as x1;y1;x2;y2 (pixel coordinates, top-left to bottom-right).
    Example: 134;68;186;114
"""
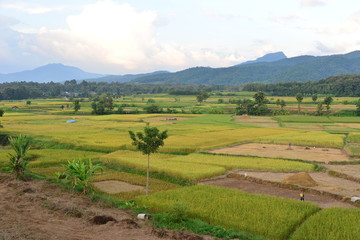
300;192;305;201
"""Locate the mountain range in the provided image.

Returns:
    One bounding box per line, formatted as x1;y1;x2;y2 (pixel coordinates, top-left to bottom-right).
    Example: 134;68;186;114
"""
1;51;360;85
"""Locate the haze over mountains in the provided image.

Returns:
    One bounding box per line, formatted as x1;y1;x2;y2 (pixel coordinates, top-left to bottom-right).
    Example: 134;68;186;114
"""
1;51;360;85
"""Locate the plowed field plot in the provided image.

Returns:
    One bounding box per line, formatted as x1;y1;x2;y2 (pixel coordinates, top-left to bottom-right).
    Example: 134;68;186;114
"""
326;164;360;179
209;143;349;163
233;170;360;198
92;181;144;194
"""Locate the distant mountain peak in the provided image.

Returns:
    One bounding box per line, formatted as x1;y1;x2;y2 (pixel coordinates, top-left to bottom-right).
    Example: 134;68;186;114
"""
240;51;287;65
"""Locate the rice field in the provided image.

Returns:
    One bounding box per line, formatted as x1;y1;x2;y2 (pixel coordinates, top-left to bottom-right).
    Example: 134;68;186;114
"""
101;150;316;180
290;208;360;240
136;185;320;240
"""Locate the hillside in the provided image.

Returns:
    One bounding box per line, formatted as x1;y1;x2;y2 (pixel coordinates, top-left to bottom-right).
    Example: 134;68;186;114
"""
132;51;360;85
0;64;103;83
243;74;360;97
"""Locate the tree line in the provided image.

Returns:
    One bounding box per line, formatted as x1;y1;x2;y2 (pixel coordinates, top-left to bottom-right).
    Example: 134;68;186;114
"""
0;81;239;100
242;74;360;97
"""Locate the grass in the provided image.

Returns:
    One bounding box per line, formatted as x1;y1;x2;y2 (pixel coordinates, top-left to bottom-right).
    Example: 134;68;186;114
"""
136;185;320;240
290;208;360;240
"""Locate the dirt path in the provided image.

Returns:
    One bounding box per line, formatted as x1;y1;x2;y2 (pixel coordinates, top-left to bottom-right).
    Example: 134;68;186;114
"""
0;173;211;240
202;177;355;209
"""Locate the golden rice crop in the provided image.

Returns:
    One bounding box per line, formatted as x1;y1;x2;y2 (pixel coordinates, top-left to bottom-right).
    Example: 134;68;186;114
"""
137;185;319;240
27;149;105;168
101;150;225;180
290;208;360;240
171;153;316;172
256;131;344;148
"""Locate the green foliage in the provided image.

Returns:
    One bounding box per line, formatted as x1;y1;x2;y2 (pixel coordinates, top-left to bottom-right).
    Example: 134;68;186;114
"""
356;99;360;116
91;94;114;115
0;109;4;117
323;96;333;112
311;94;318;102
143;104;162;113
129;124;168;195
59;159;103;194
26;100;31;105
296;93;304;113
7;134;31;180
196;90;210;104
73;99;81;112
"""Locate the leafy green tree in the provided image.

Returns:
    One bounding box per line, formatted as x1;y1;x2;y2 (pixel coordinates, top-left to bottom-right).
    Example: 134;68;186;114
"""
254;91;266;105
280;100;286;110
356;99;360;116
7;135;31;180
0;109;4;117
129;124;168;195
74;99;81;113
91;94;113;115
316;102;324;116
196;91;210;105
296;93;304;113
60;159;102;194
26;100;31;105
143;104;163;113
312;94;318;103
323;96;333;113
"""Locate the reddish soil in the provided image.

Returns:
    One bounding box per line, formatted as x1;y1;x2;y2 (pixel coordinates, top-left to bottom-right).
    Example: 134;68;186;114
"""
0;173;212;240
202;177;355;209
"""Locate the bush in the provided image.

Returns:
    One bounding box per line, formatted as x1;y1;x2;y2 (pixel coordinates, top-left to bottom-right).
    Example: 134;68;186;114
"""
7;135;31;180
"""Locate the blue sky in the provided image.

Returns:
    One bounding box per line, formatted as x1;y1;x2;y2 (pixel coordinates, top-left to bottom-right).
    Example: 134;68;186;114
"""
0;0;360;74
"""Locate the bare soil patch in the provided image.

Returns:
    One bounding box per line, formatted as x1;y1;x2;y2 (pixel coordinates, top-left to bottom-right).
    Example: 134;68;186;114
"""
0;173;212;240
326;164;360;179
233;170;360;198
233;116;279;128
202;177;354;209
209;143;349;163
92;180;144;194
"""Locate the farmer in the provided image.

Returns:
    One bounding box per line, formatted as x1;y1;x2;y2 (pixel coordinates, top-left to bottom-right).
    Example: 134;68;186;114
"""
300;192;305;201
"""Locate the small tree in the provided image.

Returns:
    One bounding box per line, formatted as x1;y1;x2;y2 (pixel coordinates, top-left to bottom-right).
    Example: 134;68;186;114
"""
296;93;304;114
316;102;324;116
196;91;210;105
280;100;286;110
0;109;4;117
7;135;31;180
26;100;31;105
356;99;360;116
312;94;318;103
129;124;168;195
323;96;333;113
74;99;81;113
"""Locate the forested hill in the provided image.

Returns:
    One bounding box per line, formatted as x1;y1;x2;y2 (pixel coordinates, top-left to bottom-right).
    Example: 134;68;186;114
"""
242;74;360;97
132;51;360;85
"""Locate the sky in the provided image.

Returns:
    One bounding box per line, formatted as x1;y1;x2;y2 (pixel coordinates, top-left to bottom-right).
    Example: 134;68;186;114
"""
0;0;360;74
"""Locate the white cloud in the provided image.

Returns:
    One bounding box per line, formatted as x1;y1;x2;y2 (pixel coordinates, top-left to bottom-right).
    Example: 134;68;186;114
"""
300;0;329;7
18;0;244;74
1;2;64;14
